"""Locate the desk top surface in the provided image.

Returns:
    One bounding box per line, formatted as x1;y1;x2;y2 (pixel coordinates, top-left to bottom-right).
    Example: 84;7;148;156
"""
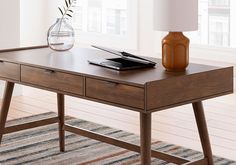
0;46;227;86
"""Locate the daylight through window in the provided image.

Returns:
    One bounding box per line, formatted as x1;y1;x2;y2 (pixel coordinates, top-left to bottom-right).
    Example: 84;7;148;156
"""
187;0;236;48
71;0;137;49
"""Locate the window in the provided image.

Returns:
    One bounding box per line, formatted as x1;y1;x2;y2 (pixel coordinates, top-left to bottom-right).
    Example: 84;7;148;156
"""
72;0;137;49
186;0;236;48
209;0;229;6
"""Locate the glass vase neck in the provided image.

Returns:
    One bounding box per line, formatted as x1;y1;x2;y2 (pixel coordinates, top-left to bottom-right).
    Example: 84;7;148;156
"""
56;18;67;22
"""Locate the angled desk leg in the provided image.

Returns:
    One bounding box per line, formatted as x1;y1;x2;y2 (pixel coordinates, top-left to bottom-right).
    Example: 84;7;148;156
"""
192;102;214;165
57;93;65;152
140;113;151;165
0;82;14;145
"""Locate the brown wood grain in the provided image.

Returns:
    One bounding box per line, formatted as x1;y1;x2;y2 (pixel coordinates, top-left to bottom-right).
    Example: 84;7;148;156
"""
192;102;214;165
0;46;234;165
21;65;84;96
4;117;59;134
183;158;208;165
0;47;224;87
64;124;189;164
146;67;233;111
86;77;144;109
0;82;14;144
140;113;151;164
57;93;65;152
0;62;20;81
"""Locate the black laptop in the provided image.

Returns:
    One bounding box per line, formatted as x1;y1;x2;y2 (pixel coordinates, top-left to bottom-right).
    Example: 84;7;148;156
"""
88;45;156;71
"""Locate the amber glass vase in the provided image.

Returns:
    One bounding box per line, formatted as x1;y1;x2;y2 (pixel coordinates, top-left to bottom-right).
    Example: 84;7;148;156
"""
162;32;189;72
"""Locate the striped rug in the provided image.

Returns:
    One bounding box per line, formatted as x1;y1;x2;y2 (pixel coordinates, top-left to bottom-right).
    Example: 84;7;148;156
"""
0;112;235;165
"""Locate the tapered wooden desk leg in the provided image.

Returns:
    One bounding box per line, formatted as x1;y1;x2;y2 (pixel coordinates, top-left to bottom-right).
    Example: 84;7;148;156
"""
57;93;65;152
0;82;14;145
140;113;151;165
192;102;214;165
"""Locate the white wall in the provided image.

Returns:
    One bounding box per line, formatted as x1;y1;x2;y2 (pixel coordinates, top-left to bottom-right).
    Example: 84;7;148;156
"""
0;0;51;48
0;1;22;97
0;0;20;49
138;0;155;56
47;0;66;26
230;0;236;48
137;0;164;58
20;0;49;47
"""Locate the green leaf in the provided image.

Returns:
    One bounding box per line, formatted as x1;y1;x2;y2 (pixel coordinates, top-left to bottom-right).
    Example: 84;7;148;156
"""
65;0;68;7
69;0;71;5
58;7;63;15
66;13;72;17
68;9;73;13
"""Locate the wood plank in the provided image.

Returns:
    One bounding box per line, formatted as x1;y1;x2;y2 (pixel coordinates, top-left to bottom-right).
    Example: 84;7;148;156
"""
140;113;151;164
184;158;208;165
146;67;233;111
21;65;84;96
0;82;14;144
57;93;65;152
64;124;189;164
0;62;20;81
10;94;236;150
6;82;236;161
4;117;59;134
192;102;213;165
7;107;33;117
6;95;236;160
86;77;144;109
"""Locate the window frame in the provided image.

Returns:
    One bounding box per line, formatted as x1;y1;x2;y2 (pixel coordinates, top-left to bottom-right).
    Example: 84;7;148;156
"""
187;0;236;62
190;44;236;63
73;0;138;50
155;31;236;63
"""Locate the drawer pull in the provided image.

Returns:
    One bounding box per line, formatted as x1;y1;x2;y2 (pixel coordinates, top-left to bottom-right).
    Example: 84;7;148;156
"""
105;81;119;87
86;78;144;109
44;69;55;74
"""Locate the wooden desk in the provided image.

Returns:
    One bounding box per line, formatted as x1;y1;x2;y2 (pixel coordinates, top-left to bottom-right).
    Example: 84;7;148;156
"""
0;46;233;165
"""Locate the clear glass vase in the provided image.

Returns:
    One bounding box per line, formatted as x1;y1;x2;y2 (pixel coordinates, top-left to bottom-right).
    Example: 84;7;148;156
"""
47;18;75;51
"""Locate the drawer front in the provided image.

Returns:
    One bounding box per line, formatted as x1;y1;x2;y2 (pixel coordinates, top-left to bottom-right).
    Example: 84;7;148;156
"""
21;65;84;95
86;78;144;109
0;61;20;81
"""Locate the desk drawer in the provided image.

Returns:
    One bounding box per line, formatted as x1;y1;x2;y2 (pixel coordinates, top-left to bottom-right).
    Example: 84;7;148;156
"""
86;78;144;109
0;61;20;81
21;65;84;95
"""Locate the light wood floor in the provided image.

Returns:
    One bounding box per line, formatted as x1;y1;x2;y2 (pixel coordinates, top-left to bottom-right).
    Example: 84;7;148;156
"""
1;82;235;161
